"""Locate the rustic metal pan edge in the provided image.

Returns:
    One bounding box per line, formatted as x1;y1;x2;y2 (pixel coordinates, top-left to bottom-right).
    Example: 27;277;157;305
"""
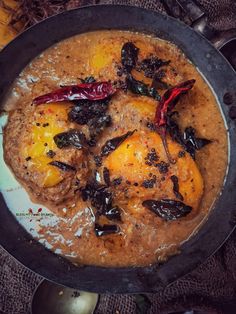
0;5;236;293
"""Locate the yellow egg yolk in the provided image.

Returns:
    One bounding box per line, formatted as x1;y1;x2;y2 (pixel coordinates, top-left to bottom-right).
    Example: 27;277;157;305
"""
90;40;122;73
103;131;203;210
125;96;156;118
21;102;70;187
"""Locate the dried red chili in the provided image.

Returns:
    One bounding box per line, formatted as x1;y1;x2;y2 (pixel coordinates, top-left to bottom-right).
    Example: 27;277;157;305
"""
154;79;195;163
33;82;116;105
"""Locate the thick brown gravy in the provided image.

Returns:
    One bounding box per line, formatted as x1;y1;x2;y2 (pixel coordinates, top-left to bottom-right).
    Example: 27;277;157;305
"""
3;31;227;267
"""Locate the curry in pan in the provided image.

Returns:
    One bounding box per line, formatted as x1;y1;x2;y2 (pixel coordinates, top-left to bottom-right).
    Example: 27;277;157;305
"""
3;31;227;266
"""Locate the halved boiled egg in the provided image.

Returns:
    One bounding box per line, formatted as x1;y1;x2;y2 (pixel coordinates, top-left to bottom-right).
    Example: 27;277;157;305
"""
89;39;122;75
21;102;70;187
102;131;203;212
125;96;156;118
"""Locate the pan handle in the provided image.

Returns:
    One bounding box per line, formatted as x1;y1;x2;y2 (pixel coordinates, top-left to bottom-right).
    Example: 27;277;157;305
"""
171;0;236;70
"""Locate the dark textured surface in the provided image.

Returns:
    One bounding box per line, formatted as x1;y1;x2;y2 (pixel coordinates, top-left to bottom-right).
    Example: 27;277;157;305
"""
101;0;236;31
1;0;236;313
95;232;236;313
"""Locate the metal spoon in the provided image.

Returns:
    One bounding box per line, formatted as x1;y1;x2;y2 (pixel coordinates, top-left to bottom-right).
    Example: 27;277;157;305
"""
31;279;99;314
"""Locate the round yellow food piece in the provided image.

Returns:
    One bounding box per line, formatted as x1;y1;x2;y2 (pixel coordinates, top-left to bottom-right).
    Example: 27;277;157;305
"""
103;131;203;210
21;102;70;187
89;39;122;74
125;96;156;118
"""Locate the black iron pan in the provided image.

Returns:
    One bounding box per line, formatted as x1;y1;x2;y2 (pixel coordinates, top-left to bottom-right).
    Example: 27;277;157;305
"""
0;5;236;294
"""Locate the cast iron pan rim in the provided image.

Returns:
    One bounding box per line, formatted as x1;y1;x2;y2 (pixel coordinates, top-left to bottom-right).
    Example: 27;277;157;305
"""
0;5;236;293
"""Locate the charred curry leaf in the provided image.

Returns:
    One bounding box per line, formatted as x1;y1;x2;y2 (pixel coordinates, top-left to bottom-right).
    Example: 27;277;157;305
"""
88;114;112;138
68;99;109;125
183;127;212;159
94;155;102;167
195;137;212;149
142;199;192;221
170;175;184;201
94;223;120;237
148;87;161;100
49;161;76;171
136;56;170;78
54;129;87;149
81;183;111;214
101;130;136;156
152;70;170;90
103;167;110;186
104;206;122;221
86;136;97;147
126;74;161;100
166;113;183;145
68;96;112;145
126;74;148;95
81;181;121;221
121;42;139;73
166;116;211;159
